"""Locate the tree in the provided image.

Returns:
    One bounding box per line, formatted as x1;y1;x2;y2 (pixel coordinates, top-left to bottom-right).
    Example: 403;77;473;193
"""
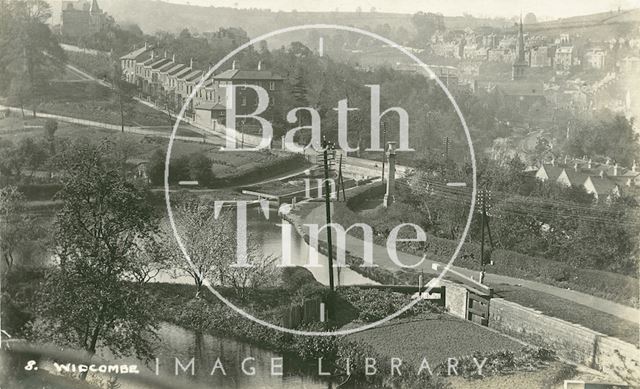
111;63;135;132
44;118;57;155
163;201;277;299
187;152;215;186
524;12;538;24
0;186;43;276
163;202;236;298
1;0;66;116
34;141;158;374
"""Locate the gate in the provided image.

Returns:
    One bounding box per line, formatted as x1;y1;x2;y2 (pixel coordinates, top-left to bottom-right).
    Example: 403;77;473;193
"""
467;291;491;326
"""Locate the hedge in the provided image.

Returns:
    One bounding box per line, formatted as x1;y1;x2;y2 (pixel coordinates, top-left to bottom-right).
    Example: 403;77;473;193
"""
18;184;62;201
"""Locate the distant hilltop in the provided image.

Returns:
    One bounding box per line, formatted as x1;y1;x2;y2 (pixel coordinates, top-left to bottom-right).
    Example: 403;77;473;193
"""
93;0;511;36
510;8;640;37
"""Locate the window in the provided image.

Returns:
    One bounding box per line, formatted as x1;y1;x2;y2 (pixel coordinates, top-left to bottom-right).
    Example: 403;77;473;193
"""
269;81;275;90
241;96;247;106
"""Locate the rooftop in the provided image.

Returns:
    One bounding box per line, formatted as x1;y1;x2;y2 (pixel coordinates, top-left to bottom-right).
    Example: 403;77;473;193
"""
195;102;226;111
493;82;544;97
213;69;284;81
120;46;151;60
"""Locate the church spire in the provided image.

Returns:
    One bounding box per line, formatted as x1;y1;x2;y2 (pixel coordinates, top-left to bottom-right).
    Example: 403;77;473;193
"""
516;14;525;63
90;0;102;14
512;13;527;80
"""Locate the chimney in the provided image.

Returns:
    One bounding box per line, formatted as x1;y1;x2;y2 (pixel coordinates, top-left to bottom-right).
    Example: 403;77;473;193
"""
599;170;604;178
564;155;568;165
190;58;193;69
172;54;175;62
232;60;236;70
144;42;148;50
551;157;555;166
257;60;262;70
613;162;619;176
588;158;592;169
605;157;610;165
574;162;578;172
151;50;155;59
164;50;167;58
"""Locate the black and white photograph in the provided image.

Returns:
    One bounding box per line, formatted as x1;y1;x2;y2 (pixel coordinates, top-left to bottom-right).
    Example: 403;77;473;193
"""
1;0;639;388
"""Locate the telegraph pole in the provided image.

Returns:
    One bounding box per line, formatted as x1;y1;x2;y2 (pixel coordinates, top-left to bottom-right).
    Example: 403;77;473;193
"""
241;119;245;149
477;189;494;284
381;121;387;182
322;138;336;294
443;136;450;160
338;154;346;201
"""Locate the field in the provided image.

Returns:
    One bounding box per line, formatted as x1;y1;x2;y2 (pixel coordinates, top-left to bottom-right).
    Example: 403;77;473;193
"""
20;78;183;130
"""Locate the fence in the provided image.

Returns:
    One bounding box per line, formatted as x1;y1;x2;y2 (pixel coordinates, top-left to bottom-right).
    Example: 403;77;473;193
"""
282;297;325;329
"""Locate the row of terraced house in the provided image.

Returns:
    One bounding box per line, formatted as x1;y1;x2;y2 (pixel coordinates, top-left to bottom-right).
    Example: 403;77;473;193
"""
533;157;640;202
119;43;284;130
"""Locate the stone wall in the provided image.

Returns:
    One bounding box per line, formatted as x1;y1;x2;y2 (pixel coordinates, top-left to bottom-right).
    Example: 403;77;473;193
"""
489;298;640;384
434;279;468;319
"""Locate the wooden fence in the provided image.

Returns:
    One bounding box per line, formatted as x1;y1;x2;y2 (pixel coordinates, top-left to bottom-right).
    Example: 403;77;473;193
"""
282;297;325;329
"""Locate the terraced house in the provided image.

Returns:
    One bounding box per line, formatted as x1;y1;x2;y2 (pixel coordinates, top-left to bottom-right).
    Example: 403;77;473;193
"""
119;46;283;127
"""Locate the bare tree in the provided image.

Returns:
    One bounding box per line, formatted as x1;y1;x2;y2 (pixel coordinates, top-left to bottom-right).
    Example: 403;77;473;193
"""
163;203;236;298
164;202;279;298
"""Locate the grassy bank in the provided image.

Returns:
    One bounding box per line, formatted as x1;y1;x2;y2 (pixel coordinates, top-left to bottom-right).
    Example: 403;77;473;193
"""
4;267;563;388
328;201;639;308
146;279;558;388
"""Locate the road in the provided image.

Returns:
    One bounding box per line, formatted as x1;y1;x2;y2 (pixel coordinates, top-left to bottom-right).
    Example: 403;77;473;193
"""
297;202;640;323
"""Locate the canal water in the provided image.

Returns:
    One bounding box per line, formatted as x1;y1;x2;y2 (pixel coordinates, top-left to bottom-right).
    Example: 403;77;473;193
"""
128;208;373;388
109;322;336;389
155;208;376;286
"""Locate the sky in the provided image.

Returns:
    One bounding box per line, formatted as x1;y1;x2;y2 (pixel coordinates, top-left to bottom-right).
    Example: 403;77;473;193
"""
162;0;640;19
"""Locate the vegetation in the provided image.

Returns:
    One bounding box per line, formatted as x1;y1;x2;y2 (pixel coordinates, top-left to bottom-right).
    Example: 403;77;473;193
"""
0;0;66;116
28;141;159;372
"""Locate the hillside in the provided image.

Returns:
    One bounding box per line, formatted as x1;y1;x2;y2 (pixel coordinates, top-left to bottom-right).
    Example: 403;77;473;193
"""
50;0;509;37
514;8;640;37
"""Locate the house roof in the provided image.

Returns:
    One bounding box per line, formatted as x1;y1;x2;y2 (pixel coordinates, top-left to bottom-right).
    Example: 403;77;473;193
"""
173;67;192;79
556;46;574;54
183;70;203;82
166;64;187;76
621;170;640;177
195;102;226;111
149;58;172;69
120;46;151;60
212;69;284;81
494;82;544;97
560;169;588;186
157;61;176;72
539;164;563;180
140;57;155;66
586;176;619;194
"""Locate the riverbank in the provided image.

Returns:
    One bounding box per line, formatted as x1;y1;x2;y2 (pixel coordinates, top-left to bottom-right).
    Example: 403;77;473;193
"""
144;275;565;388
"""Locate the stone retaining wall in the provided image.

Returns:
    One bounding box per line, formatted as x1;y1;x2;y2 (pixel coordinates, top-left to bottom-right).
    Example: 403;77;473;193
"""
489;298;639;384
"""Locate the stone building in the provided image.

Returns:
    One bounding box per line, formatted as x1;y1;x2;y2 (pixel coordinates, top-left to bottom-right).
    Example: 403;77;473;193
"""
61;0;106;38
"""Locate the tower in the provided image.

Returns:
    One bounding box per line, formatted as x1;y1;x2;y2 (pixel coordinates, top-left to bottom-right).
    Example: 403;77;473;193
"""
512;15;528;80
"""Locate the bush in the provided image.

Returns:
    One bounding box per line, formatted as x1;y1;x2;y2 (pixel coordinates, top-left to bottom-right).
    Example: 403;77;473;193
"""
337;287;442;322
18;184;62;201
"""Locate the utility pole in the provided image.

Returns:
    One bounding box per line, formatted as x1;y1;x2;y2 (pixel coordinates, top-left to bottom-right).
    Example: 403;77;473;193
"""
321;138;336;295
477;189;494;284
443;136;450;160
338;154;346;201
241;119;245;149
381;121;387;182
